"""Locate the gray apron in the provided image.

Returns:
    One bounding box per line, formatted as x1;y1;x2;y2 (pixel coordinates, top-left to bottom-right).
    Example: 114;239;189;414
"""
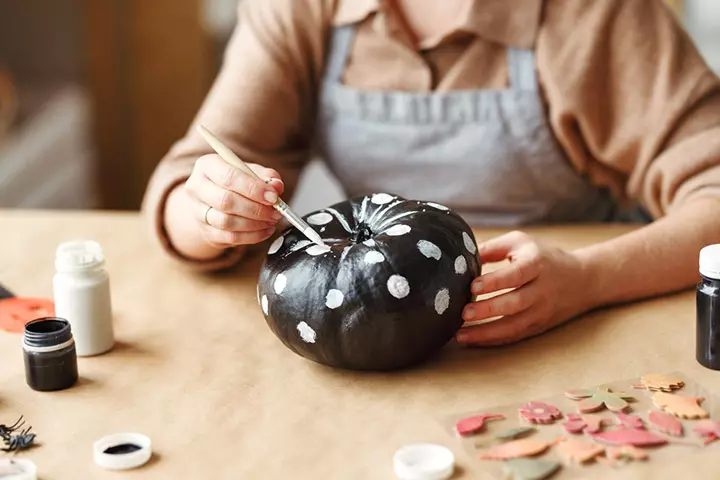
314;25;644;226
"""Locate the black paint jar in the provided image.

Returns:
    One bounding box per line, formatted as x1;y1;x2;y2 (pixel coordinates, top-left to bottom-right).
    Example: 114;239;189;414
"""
23;317;79;391
697;245;720;371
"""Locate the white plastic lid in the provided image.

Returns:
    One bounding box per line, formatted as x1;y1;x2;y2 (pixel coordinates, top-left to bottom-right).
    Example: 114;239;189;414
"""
393;443;454;480
55;240;106;273
94;432;152;470
0;458;37;480
700;244;720;280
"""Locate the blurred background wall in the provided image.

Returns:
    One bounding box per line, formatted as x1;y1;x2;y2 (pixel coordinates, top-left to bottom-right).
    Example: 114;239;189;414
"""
0;0;717;214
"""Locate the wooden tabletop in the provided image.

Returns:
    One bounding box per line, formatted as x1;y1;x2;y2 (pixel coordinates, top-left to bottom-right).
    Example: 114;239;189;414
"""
0;209;718;479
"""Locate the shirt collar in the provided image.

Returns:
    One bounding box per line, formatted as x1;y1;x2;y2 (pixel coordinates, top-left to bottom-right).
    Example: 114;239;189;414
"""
333;0;543;49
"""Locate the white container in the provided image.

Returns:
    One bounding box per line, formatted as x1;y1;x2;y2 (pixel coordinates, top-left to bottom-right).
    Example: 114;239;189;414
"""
53;240;114;356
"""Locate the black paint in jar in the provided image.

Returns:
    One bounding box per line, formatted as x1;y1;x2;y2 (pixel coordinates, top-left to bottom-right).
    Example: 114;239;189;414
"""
23;317;79;391
697;245;720;371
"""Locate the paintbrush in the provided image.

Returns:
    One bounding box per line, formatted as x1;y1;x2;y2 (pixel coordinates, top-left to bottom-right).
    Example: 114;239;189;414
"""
196;124;325;246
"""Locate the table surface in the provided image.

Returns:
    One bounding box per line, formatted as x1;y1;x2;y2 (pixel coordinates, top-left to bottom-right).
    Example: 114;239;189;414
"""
0;209;718;480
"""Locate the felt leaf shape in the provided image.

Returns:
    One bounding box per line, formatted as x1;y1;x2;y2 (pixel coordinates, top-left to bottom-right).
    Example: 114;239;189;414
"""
589;428;667;447
648;410;684;436
495;427;536;441
519;402;563;424
456;414;505;436
565;387;634;413
479;437;557;460
556;438;605;464
604;445;648;462
503;458;561;480
562;414;606;434
692;419;720;445
615;413;644;430
640;374;685;392
652;392;708;419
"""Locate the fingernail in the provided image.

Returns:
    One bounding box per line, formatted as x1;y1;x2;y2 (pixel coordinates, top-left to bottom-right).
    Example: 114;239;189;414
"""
271;211;283;221
463;307;475;321
264;191;278;204
456;332;469;343
472;280;483;294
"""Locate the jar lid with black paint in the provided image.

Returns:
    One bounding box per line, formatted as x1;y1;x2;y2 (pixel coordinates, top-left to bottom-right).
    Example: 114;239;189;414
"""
23;317;79;391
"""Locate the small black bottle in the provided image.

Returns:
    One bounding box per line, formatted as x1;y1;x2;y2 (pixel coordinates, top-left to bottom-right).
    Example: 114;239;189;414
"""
697;245;720;371
23;317;79;391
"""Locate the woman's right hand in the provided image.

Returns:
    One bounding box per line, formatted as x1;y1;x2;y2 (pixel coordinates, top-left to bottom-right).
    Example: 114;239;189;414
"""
184;154;285;248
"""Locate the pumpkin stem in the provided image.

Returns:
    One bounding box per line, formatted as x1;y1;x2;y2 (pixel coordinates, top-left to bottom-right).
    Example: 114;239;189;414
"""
351;224;374;243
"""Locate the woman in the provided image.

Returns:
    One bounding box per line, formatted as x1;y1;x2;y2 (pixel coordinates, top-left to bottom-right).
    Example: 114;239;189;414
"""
143;0;720;346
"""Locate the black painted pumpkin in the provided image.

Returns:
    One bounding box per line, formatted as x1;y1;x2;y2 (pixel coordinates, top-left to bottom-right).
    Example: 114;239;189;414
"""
257;193;481;371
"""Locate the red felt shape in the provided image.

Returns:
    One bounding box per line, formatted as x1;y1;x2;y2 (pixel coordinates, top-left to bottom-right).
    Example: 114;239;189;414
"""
456;414;505;436
615;413;644;430
693;420;720;445
519;401;563;424
589;429;667;447
648;410;683;437
562;414;606;434
0;297;55;334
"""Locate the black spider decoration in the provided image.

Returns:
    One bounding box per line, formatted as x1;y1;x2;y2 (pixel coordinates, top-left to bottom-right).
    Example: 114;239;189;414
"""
0;416;37;453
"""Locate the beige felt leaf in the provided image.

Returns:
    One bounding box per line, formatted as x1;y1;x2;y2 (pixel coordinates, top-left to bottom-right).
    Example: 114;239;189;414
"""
556;438;604;464
652;392;708;419
640;374;684;392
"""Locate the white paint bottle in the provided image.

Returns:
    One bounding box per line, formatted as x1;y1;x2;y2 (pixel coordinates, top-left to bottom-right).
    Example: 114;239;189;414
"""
53;240;115;356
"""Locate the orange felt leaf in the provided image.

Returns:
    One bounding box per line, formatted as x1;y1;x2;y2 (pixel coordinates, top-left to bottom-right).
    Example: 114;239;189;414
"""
640;374;684;392
479;437;557;460
556;438;604;464
652;392;708;419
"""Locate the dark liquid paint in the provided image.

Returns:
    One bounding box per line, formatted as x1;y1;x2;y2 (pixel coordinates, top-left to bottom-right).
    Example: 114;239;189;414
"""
104;443;142;455
697;275;720;370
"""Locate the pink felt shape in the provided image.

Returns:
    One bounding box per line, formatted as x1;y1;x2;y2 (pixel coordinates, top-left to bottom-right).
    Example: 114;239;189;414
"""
479;437;557;460
456;414;505;436
693;420;720;445
519;401;563;424
615;413;644;429
562;414;606;434
589;429;667;447
564;387;634;413
648;410;683;437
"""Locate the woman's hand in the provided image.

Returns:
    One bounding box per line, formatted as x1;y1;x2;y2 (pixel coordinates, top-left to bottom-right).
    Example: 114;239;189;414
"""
456;231;594;346
184;154;285;248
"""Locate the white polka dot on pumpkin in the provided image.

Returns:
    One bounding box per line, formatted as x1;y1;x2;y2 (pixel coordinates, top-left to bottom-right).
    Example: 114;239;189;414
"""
307;244;331;256
426;202;449;211
363;239;376;247
325;289;344;309
307;212;333;225
290;240;312;252
261;295;269;315
274;274;287;294
268;236;284;254
297;321;317;343
434;288;450;315
371;193;394;205
385;224;411;236
417;240;441;260
364;251;385;264
387;274;410;299
462;232;477;254
454;255;467;274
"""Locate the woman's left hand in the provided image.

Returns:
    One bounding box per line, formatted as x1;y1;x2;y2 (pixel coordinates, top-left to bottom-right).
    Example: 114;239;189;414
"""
456;231;594;346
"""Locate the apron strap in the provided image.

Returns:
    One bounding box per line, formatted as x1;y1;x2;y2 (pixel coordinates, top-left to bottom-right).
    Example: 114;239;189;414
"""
324;25;358;83
507;48;538;91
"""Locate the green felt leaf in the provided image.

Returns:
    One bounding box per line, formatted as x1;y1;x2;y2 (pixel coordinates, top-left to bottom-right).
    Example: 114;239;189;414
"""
495;427;536;441
504;458;561;480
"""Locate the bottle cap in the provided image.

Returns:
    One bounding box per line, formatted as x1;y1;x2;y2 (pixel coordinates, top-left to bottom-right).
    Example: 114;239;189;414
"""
699;244;720;280
55;240;105;273
393;443;454;480
94;433;152;470
0;458;37;480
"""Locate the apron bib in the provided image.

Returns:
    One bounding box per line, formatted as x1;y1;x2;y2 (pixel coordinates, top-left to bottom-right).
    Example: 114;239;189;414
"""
313;25;634;226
